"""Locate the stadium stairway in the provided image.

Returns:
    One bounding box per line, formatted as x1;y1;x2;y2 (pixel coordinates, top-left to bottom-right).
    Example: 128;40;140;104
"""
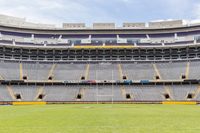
153;64;162;80
77;87;86;101
19;63;23;80
164;86;174;101
48;64;57;81
0;73;16;101
0;71;4;80
6;85;17;101
194;85;200;100
35;86;45;101
84;64;90;80
79;64;90;80
184;62;190;79
153;63;174;100
118;64;123;80
76;64;90;100
118;64;128;99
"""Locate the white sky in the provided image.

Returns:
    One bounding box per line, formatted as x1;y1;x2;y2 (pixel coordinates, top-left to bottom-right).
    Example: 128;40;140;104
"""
0;0;200;26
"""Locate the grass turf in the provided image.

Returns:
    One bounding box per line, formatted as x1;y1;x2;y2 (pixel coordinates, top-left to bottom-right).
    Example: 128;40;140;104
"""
0;104;200;133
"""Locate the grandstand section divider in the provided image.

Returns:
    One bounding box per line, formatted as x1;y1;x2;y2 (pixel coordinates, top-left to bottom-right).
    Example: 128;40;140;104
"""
12;101;46;105
162;101;197;105
73;46;135;49
46;101;163;104
1;101;200;105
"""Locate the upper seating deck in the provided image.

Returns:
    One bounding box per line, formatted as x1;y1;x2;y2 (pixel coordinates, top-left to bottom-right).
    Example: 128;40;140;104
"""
1;18;200;48
0;30;197;48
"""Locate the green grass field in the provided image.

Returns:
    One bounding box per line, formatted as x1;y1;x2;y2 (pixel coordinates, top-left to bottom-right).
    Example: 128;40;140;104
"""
0;104;200;133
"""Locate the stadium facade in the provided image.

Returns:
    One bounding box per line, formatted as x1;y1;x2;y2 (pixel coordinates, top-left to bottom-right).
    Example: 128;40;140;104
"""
0;15;200;104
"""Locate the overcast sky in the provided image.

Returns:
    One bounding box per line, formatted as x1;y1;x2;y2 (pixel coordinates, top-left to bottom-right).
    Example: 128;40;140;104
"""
0;0;199;26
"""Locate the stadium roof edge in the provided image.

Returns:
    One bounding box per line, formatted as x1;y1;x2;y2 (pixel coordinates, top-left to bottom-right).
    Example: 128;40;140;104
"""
1;23;200;35
1;14;200;31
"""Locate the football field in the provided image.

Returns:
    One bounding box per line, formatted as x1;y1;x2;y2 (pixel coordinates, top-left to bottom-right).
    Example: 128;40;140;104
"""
0;104;200;133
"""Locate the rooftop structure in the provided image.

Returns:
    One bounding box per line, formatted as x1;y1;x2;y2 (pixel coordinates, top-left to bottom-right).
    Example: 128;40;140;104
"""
0;14;194;30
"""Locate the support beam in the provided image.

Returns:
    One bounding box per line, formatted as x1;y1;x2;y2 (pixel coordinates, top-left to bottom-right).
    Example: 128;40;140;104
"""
19;63;23;80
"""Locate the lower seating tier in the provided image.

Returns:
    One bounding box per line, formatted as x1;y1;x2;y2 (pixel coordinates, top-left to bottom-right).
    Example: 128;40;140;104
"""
0;85;200;102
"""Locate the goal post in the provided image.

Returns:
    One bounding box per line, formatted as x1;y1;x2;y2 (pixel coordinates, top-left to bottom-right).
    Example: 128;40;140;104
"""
95;69;114;104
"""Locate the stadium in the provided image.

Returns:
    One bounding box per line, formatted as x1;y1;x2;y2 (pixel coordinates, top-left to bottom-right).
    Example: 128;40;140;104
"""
1;11;200;132
0;15;200;104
